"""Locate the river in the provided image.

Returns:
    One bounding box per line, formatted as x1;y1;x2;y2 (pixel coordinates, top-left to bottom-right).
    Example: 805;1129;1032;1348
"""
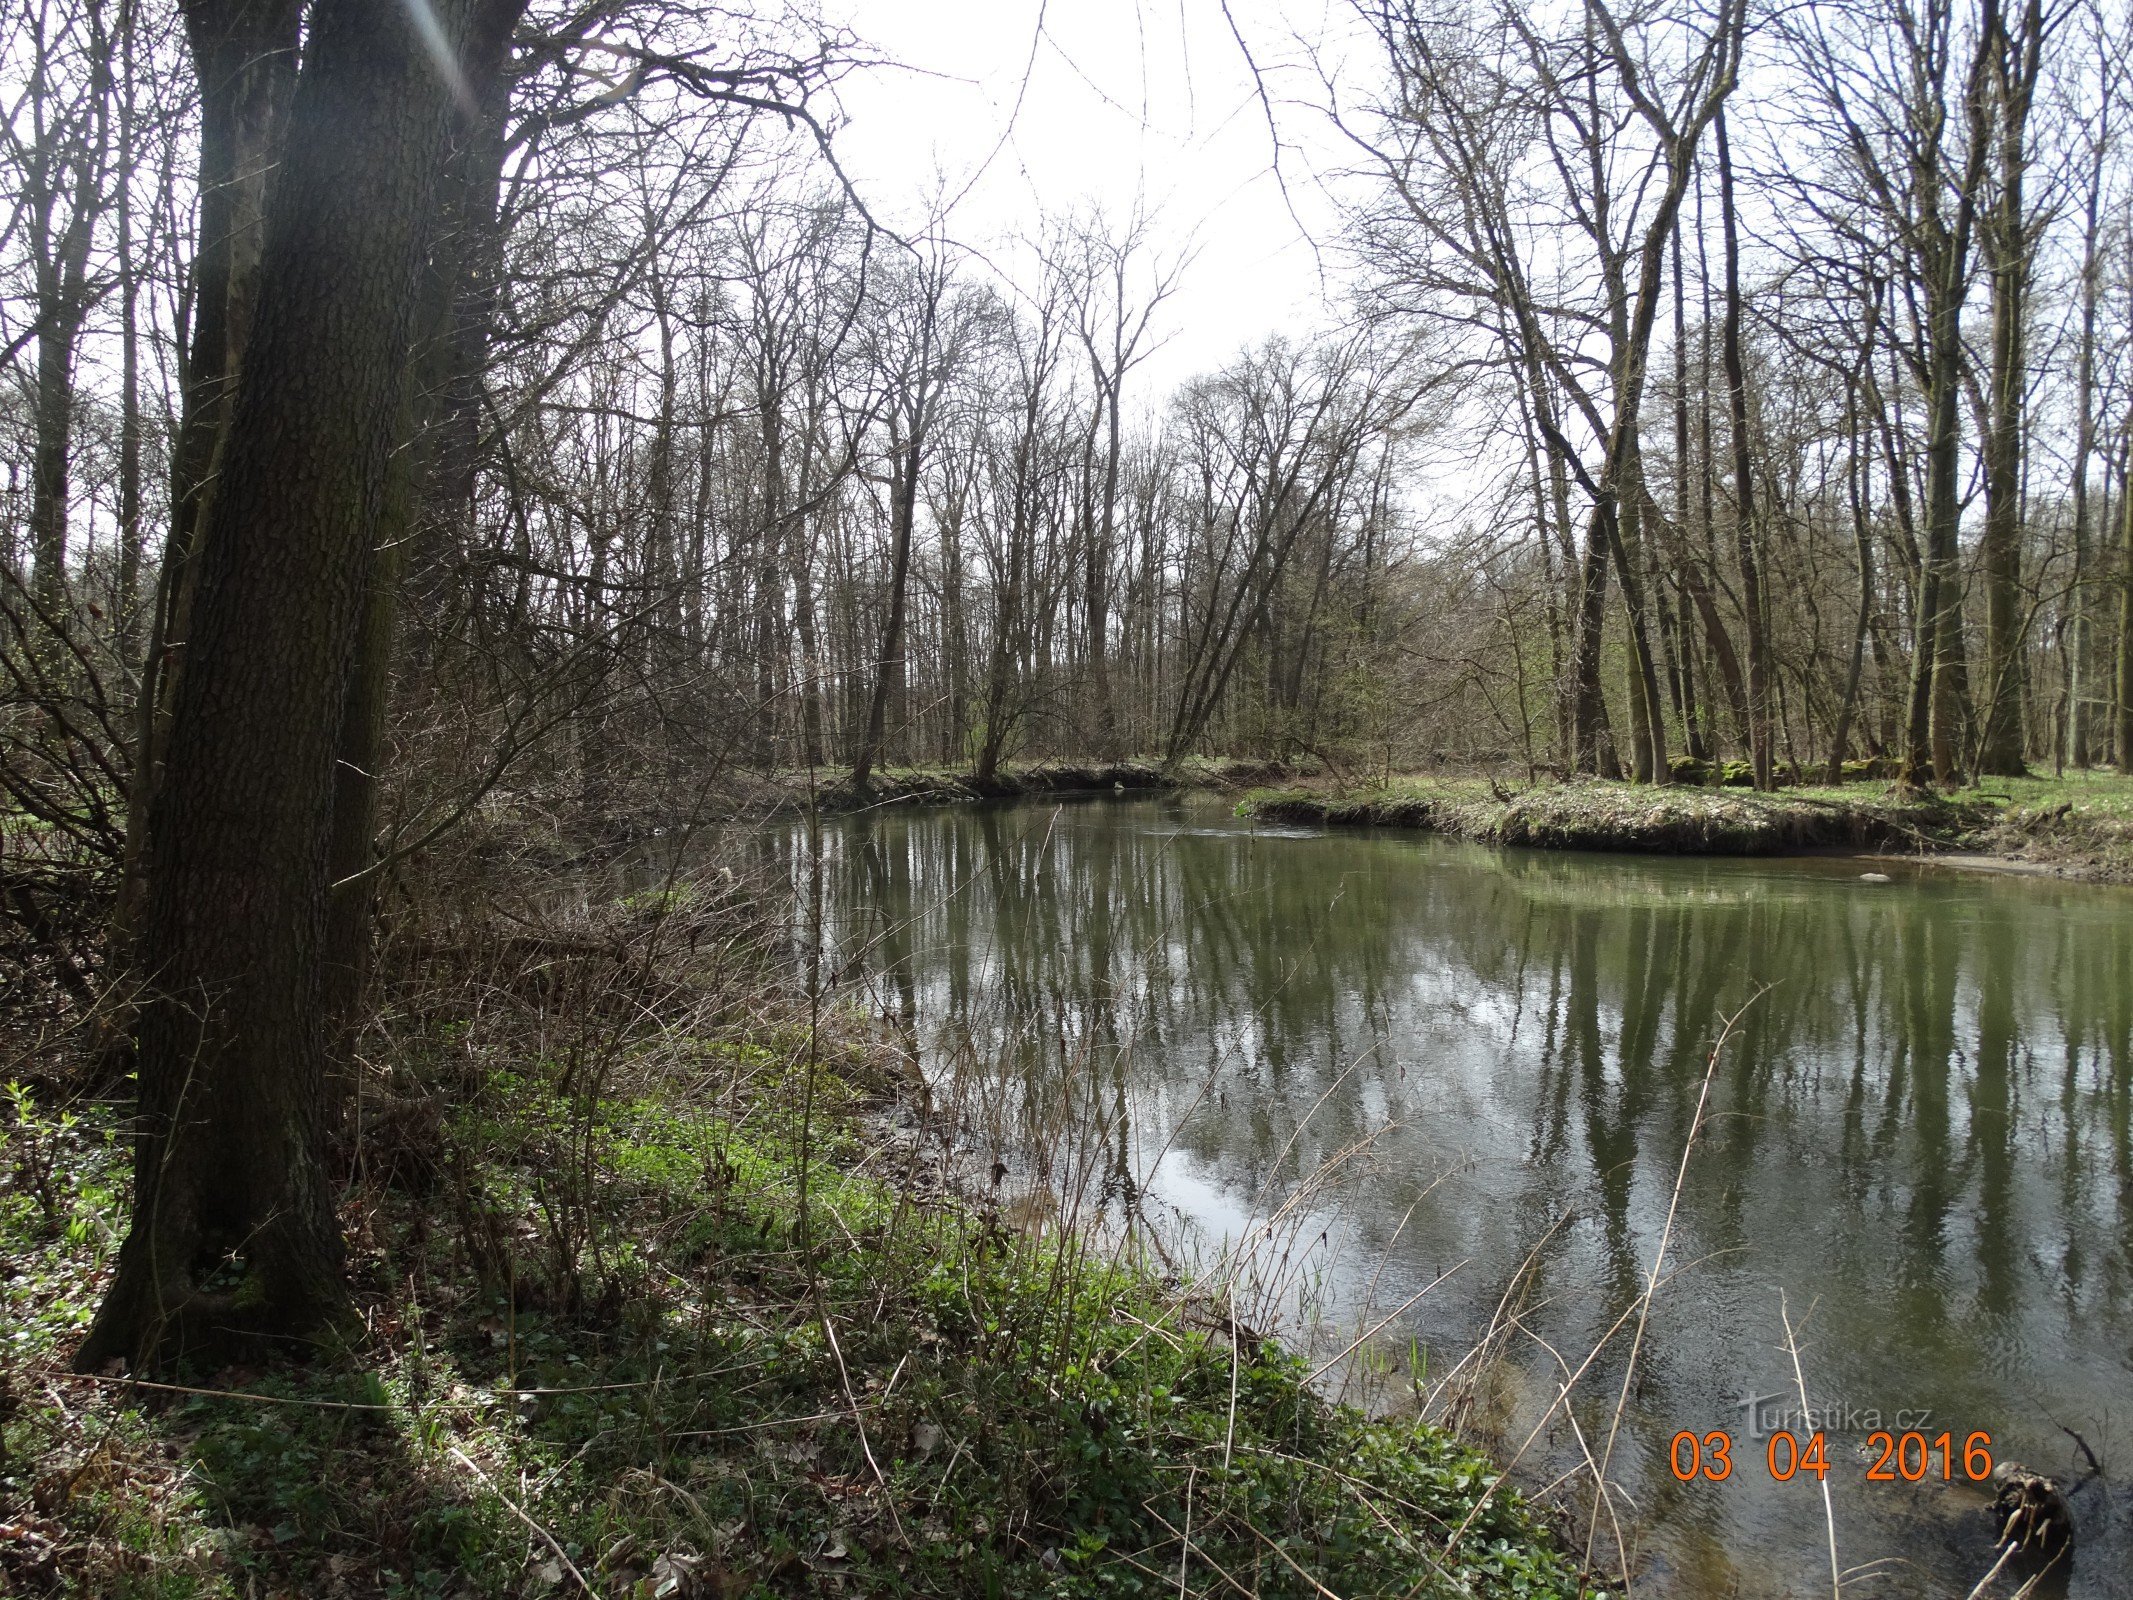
778;791;2132;1597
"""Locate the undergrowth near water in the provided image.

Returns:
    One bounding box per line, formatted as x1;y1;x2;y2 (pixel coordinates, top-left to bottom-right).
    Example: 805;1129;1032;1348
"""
0;846;1605;1600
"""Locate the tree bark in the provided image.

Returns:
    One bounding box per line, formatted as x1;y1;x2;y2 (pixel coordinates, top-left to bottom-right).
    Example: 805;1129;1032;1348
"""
1715;108;1772;790
321;0;523;1111
853;418;921;795
80;0;471;1371
114;0;144;655
2067;126;2104;770
113;0;301;964
1974;0;2046;776
2118;425;2133;772
25;2;110;625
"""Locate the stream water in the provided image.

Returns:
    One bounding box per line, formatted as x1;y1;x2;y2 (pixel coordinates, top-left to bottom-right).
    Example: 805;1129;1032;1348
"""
779;792;2132;1597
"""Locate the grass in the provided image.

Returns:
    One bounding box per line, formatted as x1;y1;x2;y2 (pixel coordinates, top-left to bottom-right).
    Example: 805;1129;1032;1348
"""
2;1007;1605;1599
1240;768;2133;877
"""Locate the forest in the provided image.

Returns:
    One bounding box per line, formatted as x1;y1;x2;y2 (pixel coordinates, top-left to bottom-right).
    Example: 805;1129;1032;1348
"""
8;0;2133;815
0;0;2126;1595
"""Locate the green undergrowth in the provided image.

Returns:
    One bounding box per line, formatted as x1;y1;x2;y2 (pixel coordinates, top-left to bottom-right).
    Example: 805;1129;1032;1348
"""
2;1044;1603;1599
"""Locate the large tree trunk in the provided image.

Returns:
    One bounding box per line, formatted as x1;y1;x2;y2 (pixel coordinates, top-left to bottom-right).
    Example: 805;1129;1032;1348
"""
1827;387;1876;782
1975;0;2045;776
28;294;87;622
1607;440;1671;783
79;0;469;1372
1919;1;1999;786
112;0;301;966
321;0;524;1087
1974;224;2028;776
1668;219;1706;761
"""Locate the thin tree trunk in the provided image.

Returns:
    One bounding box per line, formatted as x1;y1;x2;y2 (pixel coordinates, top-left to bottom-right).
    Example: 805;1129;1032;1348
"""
1715;108;1771;790
2068;172;2101;769
2117;422;2133;771
26;14;109;627
1827;385;1875;782
853;422;921;795
114;0;143;651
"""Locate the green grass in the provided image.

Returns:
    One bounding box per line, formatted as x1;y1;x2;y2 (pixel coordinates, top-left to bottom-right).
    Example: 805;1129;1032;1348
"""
2;1045;1604;1599
1240;770;2133;875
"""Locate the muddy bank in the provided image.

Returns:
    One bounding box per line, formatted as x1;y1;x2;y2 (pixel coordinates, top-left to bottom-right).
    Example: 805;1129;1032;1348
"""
1243;780;2002;860
762;756;1299;814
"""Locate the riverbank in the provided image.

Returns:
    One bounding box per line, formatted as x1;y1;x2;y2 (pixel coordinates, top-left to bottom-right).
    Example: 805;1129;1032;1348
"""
719;756;1299;817
1240;772;2133;881
0;882;1603;1599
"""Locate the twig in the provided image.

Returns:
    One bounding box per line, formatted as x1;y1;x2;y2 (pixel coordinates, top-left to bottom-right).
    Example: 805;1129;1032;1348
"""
1305;1260;1466;1387
1247;1522;1349;1600
55;1371;394;1411
1179;1465;1195;1599
2058;1422;2103;1478
1141;1503;1260;1600
1779;1291;1841;1599
1581;994;1763;1580
1962;1541;2017;1600
816;1305;910;1547
448;1445;595;1596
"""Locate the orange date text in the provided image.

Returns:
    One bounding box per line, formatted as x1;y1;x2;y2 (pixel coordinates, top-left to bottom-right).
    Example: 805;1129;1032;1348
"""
1668;1430;1993;1484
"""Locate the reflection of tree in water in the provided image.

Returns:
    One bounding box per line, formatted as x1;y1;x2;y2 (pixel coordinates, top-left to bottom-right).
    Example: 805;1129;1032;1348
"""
786;806;2133;1327
771;800;2133;1591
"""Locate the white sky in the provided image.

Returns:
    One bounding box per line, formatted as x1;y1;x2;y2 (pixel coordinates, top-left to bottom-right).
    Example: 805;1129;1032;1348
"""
827;1;1360;401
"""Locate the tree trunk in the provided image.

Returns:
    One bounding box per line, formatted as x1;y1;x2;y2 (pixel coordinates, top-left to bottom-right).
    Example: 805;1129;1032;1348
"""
853;423;920;795
1827;387;1875;782
1975;0;2045;776
1715;108;1771;791
1568;517;1619;777
26;18;109;627
321;0;523;1107
1608;440;1671;783
2068;140;2103;770
79;0;469;1372
115;0;144;656
1086;390;1120;757
2117;427;2133;772
113;0;302;960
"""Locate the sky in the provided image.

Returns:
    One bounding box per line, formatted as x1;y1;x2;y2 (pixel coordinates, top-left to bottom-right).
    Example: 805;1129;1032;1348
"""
825;1;1363;401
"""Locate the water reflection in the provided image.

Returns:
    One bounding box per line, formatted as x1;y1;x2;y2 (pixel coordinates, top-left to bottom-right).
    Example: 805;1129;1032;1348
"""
774;795;2133;1597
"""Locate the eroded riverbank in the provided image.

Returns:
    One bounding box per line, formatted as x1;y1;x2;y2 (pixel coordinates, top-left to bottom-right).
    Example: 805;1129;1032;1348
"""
1239;773;2133;883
